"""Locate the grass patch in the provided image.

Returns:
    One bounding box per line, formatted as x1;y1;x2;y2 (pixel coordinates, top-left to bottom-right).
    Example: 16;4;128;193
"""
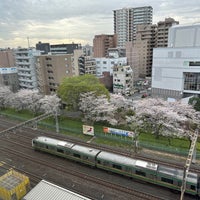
0;109;199;155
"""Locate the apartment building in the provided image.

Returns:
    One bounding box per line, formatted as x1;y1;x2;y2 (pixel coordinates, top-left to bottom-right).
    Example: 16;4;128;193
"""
156;18;179;47
126;24;157;79
0;49;15;67
36;41;50;54
15;48;41;90
113;6;153;48
113;64;133;95
50;43;81;55
95;57;127;77
0;49;19;91
36;54;74;95
152;24;200;99
78;56;96;75
93;34;117;57
0;67;19;92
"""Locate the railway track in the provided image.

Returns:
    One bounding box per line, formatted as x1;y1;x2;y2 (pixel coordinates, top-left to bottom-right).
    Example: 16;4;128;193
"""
0;146;164;200
0;116;198;199
1;126;200;175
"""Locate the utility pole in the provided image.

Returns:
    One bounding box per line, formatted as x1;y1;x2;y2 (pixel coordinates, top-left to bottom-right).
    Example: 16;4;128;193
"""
180;129;198;200
55;110;59;133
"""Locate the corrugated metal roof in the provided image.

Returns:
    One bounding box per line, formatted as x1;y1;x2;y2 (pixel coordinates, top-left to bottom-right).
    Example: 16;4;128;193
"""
22;180;91;200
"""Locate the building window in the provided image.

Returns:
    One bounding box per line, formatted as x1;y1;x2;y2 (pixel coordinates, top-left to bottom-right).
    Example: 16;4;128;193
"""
189;61;200;66
184;72;200;91
103;61;107;64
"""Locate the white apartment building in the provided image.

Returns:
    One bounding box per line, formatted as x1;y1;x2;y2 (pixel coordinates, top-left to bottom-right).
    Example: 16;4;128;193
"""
113;65;133;95
15;48;41;89
95;57;127;77
151;24;200;99
113;6;153;48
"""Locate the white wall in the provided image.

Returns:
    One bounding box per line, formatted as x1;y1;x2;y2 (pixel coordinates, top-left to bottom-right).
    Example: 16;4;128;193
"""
152;47;200;91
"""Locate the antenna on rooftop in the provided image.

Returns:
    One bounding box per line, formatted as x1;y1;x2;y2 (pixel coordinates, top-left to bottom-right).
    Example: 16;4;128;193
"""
27;37;30;48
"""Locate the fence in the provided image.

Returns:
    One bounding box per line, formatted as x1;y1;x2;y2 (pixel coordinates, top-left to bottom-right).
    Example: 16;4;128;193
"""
1;112;200;159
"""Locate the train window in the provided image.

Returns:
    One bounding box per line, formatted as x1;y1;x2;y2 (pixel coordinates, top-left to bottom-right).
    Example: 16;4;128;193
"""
103;161;109;166
65;150;70;155
57;148;64;153
125;167;132;172
45;145;49;149
83;156;88;160
191;185;196;191
73;153;80;158
161;177;173;184
113;164;122;170
136;170;146;177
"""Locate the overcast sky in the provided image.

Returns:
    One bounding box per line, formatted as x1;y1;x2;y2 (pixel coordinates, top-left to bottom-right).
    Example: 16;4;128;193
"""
0;0;200;48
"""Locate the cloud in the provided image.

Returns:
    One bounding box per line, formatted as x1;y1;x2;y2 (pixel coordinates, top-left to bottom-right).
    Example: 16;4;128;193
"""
0;0;200;48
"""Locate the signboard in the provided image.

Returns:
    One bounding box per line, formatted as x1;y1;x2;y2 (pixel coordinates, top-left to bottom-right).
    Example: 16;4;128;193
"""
103;127;135;138
83;125;94;136
0;67;18;74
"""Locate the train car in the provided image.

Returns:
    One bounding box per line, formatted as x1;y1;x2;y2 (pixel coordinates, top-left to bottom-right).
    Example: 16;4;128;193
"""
157;165;199;196
32;136;75;158
70;145;101;167
32;136;100;167
32;136;200;197
96;151;158;184
96;151;200;196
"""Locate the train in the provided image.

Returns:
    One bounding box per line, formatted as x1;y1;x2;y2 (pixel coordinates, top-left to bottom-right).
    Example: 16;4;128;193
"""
32;136;200;197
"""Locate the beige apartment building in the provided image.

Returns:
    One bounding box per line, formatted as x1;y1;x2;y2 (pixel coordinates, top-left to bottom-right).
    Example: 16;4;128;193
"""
126;18;178;80
156;18;179;47
93;34;117;58
126;24;157;79
36;54;74;95
0;49;19;92
0;49;15;68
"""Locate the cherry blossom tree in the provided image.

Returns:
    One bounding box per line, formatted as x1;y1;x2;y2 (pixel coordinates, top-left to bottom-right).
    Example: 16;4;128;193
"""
38;94;61;133
79;92;133;126
126;98;200;139
79;92;116;125
0;86;13;109
38;94;61;115
8;89;42;113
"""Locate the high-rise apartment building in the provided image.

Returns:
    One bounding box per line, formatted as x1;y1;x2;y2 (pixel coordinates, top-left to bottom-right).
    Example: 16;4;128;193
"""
93;34;117;57
156;18;179;47
113;6;153;48
126;24;157;79
15;48;41;90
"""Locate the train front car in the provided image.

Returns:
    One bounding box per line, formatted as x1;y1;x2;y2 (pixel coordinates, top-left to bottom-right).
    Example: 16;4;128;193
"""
157;165;198;196
96;151;158;183
32;136;75;158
